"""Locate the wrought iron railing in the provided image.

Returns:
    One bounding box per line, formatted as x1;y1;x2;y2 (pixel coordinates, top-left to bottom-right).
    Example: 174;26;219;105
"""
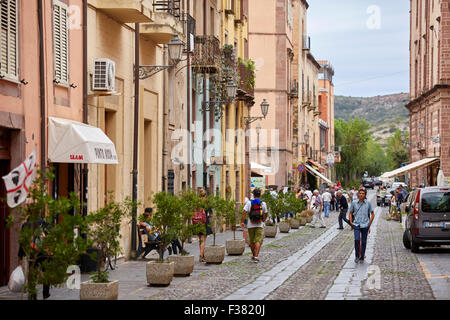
152;0;181;18
192;35;221;74
238;62;255;97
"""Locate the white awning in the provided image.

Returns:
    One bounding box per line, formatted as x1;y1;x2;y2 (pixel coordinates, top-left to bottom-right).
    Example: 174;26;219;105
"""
304;163;334;186
251;162;273;174
48;117;118;164
380;157;439;179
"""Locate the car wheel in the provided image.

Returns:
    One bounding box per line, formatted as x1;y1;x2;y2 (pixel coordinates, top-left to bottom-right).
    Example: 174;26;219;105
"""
411;239;420;253
403;230;411;249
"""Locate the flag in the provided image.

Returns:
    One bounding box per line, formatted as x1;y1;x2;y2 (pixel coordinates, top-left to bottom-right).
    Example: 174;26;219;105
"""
2;149;37;208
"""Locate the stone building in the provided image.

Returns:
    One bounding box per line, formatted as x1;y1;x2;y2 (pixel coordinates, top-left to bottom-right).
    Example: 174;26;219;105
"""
406;0;450;187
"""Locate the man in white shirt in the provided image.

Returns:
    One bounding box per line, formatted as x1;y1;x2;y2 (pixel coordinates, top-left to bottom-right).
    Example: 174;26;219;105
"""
322;189;332;218
241;189;268;263
308;190;325;228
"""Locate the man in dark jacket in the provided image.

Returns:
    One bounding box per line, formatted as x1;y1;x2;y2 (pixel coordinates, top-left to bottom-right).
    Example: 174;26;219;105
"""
336;190;352;230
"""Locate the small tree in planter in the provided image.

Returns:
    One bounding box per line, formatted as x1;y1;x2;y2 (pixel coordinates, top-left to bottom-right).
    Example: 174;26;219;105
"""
203;195;226;264
146;191;183;285
220;197;244;255
81;196;136;300
7;169;89;300
286;192;306;229
167;189;203;276
261;191;284;237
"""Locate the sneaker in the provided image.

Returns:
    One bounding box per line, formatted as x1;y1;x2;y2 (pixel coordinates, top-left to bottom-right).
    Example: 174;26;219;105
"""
359;259;365;264
354;257;360;264
337;227;344;230
253;257;260;263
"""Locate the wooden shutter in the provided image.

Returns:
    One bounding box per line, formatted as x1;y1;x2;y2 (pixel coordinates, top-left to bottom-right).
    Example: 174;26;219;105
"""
0;0;18;81
53;0;69;85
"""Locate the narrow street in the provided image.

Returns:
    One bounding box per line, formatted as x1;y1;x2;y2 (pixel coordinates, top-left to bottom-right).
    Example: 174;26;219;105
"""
1;190;448;301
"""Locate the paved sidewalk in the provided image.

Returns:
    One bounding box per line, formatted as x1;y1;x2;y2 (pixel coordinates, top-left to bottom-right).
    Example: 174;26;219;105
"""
0;220;300;300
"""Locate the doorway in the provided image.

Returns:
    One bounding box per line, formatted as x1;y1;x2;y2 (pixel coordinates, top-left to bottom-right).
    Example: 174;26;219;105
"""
0;128;11;286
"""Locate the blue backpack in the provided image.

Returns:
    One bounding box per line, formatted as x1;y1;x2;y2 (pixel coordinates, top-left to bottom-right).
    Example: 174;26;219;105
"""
249;199;264;222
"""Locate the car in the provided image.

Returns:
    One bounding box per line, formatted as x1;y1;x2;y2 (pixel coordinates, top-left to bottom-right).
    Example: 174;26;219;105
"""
392;182;408;190
374;177;383;186
403;187;450;253
362;178;374;189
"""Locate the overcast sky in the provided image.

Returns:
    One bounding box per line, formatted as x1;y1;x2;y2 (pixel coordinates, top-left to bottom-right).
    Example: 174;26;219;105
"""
308;0;410;97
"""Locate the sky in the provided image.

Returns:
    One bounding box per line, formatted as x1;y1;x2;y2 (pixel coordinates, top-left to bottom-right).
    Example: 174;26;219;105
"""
307;0;410;97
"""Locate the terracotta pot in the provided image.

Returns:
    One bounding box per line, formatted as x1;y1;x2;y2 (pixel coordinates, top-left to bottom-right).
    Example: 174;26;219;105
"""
146;261;175;286
167;255;195;276
204;245;225;264
290;219;301;229
264;224;278;238
226;239;245;255
279;221;291;233
80;280;119;300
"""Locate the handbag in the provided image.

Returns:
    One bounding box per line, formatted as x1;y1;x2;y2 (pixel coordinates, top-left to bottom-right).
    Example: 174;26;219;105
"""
192;209;206;224
8;266;25;293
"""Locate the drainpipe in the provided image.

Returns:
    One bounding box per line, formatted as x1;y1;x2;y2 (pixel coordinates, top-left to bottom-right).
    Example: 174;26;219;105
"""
202;0;207;191
82;0;88;216
38;0;46;173
162;45;167;191
131;23;140;254
187;0;191;187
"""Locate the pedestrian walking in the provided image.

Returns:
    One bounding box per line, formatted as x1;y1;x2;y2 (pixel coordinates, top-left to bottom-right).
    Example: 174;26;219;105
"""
241;189;268;263
330;189;336;211
380;186;386;207
193;188;212;262
308;190;325;228
322;188;332;218
336;190;351;230
350;187;358;202
348;188;375;264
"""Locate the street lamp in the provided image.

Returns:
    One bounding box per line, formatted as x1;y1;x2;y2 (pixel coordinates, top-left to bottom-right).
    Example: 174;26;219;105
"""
138;34;184;79
244;99;270;125
226;80;238;103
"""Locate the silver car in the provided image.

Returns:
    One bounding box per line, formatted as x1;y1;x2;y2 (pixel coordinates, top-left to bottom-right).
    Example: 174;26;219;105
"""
403;187;450;252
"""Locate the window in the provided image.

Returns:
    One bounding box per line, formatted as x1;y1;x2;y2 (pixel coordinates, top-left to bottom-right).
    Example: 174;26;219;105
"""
53;0;69;86
0;0;19;82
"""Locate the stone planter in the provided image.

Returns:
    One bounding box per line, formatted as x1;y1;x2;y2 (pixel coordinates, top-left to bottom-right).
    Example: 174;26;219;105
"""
146;261;175;286
279;221;291;233
290;219;301;229
167;255;195;276
264;224;278;238
226;239;245;255
298;217;307;226
306;216;313;223
80;280;119;300
204;245;225;264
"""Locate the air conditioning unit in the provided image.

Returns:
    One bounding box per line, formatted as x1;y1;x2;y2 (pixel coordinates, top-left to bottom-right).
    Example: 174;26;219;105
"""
93;58;115;91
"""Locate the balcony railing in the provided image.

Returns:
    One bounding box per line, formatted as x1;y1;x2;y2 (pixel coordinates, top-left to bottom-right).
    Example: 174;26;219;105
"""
153;0;181;18
192;36;221;74
237;62;255;105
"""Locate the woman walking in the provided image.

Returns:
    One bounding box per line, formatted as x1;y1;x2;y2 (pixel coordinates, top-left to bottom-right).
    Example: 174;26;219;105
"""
193;188;212;262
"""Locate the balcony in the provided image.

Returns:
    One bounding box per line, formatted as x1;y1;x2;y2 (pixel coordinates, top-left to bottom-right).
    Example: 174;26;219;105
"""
192;36;221;74
302;36;311;51
152;0;181;18
140;11;183;44
236;62;255;105
95;0;153;23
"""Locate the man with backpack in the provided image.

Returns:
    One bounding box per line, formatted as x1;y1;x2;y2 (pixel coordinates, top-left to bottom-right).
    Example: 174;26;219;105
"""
348;188;375;264
241;189;268;263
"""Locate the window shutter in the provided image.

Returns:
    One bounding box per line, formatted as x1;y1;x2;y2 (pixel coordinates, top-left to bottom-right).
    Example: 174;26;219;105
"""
53;0;69;85
0;0;19;81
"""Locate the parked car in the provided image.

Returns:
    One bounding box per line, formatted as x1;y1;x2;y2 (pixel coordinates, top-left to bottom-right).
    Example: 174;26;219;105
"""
392;182;408;190
362;178;374;189
403;187;450;253
374;177;383;186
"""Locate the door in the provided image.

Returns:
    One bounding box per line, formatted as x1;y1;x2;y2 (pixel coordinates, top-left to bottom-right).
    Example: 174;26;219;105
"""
0;129;11;286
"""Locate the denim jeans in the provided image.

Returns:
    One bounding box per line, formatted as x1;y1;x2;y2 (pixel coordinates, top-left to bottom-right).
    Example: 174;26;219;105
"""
324;202;331;217
353;225;369;260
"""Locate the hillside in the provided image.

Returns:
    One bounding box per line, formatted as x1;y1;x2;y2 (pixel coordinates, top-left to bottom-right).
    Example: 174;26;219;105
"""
335;93;410;146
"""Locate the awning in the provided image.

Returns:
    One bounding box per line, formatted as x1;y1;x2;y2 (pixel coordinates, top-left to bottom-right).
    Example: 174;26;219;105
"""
48;117;118;164
380;157;439;179
251;162;273;174
307;159;325;172
304;163;334;186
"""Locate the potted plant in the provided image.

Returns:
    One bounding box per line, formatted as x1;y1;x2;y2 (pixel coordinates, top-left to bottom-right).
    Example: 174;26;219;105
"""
305;209;315;223
261;191;283;238
221;197;244;255
7;169;89;300
80;196;135;300
167;189;201;276
204;195;226;264
286;192;306;229
279;219;291;233
146;191;182;285
296;211;308;226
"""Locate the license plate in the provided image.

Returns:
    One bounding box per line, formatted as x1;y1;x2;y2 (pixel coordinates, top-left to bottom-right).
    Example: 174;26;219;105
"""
424;222;446;228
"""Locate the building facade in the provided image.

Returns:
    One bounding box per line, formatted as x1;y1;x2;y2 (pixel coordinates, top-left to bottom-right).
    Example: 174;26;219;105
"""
0;0;84;285
406;0;450;187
